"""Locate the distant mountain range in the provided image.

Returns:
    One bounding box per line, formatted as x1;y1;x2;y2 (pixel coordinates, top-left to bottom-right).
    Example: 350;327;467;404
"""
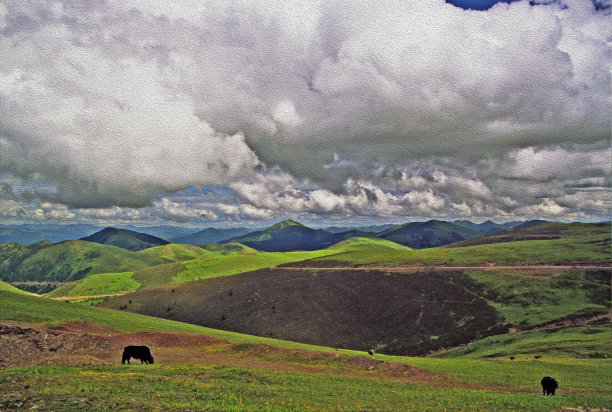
375;220;481;249
0;224;194;245
169;227;251;245
80;227;169;251
323;224;396;233
0;224;104;244
222;219;509;251
221;220;373;252
1;219;557;251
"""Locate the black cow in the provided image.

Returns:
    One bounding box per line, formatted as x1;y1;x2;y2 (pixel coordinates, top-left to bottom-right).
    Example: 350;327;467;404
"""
540;376;558;395
121;345;154;364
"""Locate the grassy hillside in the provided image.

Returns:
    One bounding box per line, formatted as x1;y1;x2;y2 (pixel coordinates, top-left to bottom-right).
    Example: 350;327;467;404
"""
3;361;611;411
0;242;216;289
136;243;216;261
447;222;610;249
200;242;258;255
1;289;611;411
467;269;610;329
171;249;337;284
314;223;610;266
43;248;338;300
0;284;612;411
330;236;413;251
45;272;139;301
0;280;30;294
434;325;612;359
0;240;164;285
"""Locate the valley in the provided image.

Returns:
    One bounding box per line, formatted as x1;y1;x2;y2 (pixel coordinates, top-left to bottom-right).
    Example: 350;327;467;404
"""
0;220;610;410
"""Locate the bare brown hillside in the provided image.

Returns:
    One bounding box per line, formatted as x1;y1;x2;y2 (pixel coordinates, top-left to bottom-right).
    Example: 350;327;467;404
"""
100;269;504;355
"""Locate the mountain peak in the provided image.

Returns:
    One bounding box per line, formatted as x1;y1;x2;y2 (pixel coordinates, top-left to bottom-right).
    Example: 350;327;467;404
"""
267;220;305;230
80;227;168;251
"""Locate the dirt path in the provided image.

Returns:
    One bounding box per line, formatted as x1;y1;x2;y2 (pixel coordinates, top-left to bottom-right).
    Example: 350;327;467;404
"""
533;312;612;330
277;265;612;272
49;292;130;302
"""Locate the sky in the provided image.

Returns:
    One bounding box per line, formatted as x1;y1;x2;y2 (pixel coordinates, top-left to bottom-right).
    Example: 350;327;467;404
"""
0;0;610;228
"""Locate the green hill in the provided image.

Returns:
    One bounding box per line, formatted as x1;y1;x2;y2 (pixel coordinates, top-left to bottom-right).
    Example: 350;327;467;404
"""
376;220;481;248
0;240;162;285
0;279;30;294
44;248;337;300
446;222;610;249
80;227;169;251
313;223;610;266
0;242;214;294
200;243;258;255
330;236;413;251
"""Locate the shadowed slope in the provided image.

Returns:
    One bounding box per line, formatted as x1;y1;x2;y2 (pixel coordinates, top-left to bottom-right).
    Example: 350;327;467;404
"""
376;220;481;248
80;227;169;251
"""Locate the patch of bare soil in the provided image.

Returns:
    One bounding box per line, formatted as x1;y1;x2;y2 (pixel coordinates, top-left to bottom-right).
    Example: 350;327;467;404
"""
0;322;114;368
53;321;122;335
106;331;228;348
0;322;595;394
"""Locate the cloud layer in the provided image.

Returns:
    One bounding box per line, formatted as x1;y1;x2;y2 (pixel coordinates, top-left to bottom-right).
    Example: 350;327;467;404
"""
0;0;609;223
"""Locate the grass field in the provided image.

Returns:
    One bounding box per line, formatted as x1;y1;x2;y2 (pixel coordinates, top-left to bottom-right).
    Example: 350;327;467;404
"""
0;280;29;294
1;288;611;411
2;363;611;411
433;325;612;359
466;269;610;328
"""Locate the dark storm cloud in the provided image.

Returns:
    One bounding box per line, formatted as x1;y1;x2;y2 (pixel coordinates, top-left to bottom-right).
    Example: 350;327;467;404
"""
0;0;609;221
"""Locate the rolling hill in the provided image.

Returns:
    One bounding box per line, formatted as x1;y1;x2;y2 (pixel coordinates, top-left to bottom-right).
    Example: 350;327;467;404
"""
300;222;611;266
376;220;482;248
445;222;610;249
0;241;212;292
80;227;169;251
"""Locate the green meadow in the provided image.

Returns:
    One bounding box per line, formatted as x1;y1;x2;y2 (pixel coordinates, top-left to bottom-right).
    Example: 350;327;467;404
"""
1;290;611;411
2;363;611;411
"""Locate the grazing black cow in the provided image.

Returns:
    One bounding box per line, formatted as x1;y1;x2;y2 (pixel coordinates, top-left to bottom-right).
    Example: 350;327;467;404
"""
540;376;558;395
122;345;154;364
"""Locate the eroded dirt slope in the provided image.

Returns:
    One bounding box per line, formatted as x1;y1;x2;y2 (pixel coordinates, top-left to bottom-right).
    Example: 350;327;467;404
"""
101;269;504;355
